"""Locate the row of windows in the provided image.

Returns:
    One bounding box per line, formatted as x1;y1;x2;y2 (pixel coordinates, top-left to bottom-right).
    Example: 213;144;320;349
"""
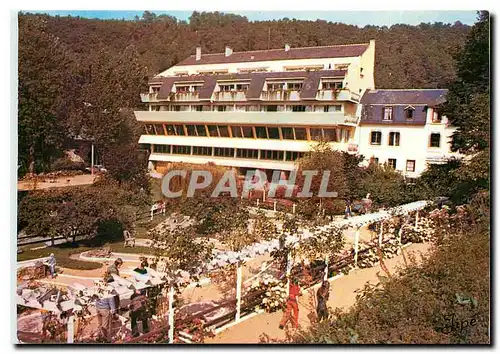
145;124;352;142
371;157;416;172
370;131;441;148
151;144;305;161
382;106;443;122
151;105;342;112
168;81;344;94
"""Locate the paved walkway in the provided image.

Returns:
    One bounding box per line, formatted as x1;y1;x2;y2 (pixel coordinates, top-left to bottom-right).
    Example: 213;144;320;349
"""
207;242;432;344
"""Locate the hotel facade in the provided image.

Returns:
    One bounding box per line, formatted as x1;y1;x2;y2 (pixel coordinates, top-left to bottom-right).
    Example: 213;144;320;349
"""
135;40;458;178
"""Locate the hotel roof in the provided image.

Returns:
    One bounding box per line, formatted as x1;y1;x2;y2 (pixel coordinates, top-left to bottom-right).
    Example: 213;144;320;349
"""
176;43;370;66
360;89;448;106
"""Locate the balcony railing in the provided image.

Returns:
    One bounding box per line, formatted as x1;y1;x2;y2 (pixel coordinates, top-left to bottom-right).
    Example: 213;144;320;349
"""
260;90;301;101
212;91;248;102
316;89;360;102
170;92;200;102
140;93;158;103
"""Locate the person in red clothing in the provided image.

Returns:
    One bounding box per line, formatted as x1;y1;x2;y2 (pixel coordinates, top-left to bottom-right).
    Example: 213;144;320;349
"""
279;278;302;329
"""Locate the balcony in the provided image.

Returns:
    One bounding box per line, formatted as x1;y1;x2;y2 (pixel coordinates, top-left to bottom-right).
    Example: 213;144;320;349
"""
260;90;301;101
316;89;360;102
212;91;248;102
140;93;158;103
170;92;200;102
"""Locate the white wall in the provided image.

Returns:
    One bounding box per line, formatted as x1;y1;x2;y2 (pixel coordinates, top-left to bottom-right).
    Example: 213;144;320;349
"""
356;109;459;177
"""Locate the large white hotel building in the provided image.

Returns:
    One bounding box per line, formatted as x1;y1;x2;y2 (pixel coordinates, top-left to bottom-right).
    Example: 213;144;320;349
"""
135;40;459;178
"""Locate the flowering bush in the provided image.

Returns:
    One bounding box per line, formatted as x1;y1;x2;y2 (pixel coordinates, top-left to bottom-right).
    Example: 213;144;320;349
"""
245;274;287;313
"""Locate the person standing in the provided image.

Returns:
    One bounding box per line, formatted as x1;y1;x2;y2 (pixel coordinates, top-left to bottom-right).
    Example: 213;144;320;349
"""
46;253;56;278
129;289;150;337
279;278;302;329
344;199;353;219
96;293;117;342
316;281;330;322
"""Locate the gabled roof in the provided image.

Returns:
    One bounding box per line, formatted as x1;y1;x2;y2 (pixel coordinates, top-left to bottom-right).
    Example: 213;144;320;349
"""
360;89;448;106
176;43;370;66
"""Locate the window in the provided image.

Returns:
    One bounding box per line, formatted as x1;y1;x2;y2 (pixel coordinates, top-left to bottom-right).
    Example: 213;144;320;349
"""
285;151;304;161
218;125;230;137
267;83;284;91
219;84;235;92
334;64;349;70
186;125;197;136
405;108;414;119
406;160;416;172
383;106;393;121
231;126;243;138
292;105;306;112
388;132;400;146
153;145;170;154
174;125;186;136
195;106;203;112
266;105;278;112
145;124;155;135
432;111;442;123
195;125;207;136
288;83;303;91
343;129;351;141
207;125;219;137
255;126;268;139
294;128;307;140
388;158;397;169
217;106;227;112
322;82;343;90
260;150;284;160
246;105;260;112
193;146;212;156
430;133;441;147
192;85;202;92
282;127;294;140
323;128;338;142
310;128;323;140
370;131;382;145
324;105;342;112
151;86;161;93
154;124;165;135
172;145;191;155
236;84;249;91
173;105;181;112
214;147;234;157
241;126;254;138
267;127;280;139
236;149;259;159
151;106;160;112
165;125;176;136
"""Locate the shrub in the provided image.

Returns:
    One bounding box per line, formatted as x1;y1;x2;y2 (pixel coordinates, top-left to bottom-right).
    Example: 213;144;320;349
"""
50;157;86;172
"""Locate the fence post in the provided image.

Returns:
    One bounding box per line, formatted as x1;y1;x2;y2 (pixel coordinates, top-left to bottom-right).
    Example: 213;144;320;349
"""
398;225;403;248
292;203;296;215
256;199;260;208
235;262;243;322
168;286;175;343
285;250;292;296
354;227;360;268
67;314;74;344
150;208;154;221
378;222;384;248
273;201;277;212
323;256;329;281
415;210;419;229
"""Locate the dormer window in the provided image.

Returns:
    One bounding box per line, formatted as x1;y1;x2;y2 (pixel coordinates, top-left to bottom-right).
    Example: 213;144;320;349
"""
383;106;393;121
219;84;235;92
287;83;303;91
433;110;442;123
267;82;284;91
176;86;189;93
236;84;249;91
322;81;343;90
404;105;415;119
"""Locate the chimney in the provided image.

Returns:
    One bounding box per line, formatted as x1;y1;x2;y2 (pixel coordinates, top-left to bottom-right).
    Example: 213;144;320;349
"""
196;47;202;61
225;46;233;57
285;44;291;52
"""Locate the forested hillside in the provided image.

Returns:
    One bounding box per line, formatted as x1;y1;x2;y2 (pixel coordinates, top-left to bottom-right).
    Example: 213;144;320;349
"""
17;11;471;175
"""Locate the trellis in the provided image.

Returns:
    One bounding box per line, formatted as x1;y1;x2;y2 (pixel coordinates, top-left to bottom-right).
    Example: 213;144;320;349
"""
17;200;430;344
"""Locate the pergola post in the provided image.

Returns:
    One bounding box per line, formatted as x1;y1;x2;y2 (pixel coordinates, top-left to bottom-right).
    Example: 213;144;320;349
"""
168;286;175;344
415;210;419;229
235;262;243;322
354;227;360;268
67;314;75;344
323;256;329;281
378;222;384;248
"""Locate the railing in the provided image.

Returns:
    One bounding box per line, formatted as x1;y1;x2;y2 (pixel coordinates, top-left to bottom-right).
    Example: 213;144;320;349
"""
316;89;360;102
140;93;158;103
260;90;301;101
212;91;247;102
170;92;200;102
